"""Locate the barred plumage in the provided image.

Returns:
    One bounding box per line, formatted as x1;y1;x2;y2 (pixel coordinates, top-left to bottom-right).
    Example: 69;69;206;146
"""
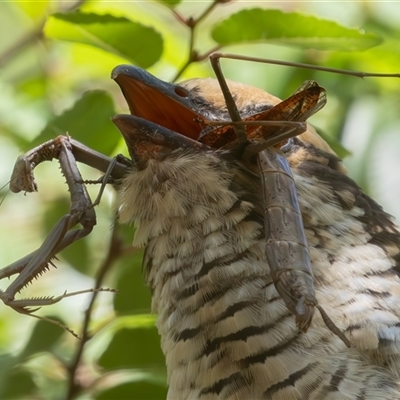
114;68;400;399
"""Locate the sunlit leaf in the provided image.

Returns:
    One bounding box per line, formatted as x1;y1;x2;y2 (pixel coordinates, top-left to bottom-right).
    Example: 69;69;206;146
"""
33;90;119;156
17;75;48;99
45;12;163;68
156;0;182;7
212;9;382;51
16;1;50;20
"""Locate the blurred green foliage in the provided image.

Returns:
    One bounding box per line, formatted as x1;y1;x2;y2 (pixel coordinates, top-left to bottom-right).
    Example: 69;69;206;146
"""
0;1;400;399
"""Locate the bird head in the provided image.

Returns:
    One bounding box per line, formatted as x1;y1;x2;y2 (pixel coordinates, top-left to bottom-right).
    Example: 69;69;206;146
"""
111;65;337;165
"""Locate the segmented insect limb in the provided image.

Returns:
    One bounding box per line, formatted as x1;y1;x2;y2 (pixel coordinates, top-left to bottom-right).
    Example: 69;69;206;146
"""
1;135;127;334
8;289;117;339
10;135;130;194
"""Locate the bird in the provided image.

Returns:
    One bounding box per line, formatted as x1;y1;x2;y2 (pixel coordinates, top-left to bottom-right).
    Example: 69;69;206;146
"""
111;65;400;400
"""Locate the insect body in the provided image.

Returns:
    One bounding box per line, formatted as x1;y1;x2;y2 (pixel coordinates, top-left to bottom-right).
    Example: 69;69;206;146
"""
259;147;316;332
258;147;349;345
255;84;324;334
250;82;344;338
197;74;349;344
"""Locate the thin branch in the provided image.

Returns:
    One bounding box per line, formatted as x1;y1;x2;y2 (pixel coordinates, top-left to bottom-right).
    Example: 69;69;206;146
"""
171;0;228;82
172;54;195;82
195;0;225;24
65;213;123;400
0;20;45;68
171;22;197;82
197;45;222;62
0;0;87;69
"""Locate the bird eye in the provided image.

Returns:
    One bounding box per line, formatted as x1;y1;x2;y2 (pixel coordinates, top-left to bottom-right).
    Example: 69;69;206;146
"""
174;86;189;98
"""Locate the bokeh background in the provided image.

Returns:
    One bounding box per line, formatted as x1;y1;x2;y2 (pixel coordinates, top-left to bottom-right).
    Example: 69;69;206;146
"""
0;1;400;399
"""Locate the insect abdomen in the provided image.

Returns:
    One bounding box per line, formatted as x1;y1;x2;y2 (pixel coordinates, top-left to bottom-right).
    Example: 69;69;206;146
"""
258;148;316;332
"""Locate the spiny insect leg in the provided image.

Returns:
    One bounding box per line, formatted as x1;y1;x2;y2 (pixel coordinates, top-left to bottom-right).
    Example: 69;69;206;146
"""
1;136;129;319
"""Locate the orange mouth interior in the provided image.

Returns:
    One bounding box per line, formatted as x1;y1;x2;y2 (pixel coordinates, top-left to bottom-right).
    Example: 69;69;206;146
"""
114;74;203;140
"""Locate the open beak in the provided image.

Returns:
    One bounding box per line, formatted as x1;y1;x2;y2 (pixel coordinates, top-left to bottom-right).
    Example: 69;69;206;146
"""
111;65;204;141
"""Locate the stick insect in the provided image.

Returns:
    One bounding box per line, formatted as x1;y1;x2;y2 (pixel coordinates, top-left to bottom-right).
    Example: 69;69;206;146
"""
0;54;399;344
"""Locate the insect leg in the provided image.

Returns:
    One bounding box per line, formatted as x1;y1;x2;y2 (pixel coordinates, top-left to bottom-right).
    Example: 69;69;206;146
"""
10;135;130;194
0;136;128;313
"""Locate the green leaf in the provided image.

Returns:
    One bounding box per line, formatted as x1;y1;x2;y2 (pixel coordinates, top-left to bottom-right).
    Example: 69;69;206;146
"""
212;9;382;51
0;354;21;398
45;12;163;68
156;0;182;7
96;380;167;400
19;318;64;360
33;90;119;156
16;1;50;20
0;369;36;399
114;249;151;315
98;326;165;370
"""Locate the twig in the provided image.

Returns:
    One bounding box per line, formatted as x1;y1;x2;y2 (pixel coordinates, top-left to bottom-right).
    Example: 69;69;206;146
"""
171;0;229;82
0;0;87;68
0;20;45;68
65;212;123;400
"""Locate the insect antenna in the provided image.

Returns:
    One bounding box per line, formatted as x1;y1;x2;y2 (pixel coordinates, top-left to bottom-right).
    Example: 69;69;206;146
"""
212;53;400;79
